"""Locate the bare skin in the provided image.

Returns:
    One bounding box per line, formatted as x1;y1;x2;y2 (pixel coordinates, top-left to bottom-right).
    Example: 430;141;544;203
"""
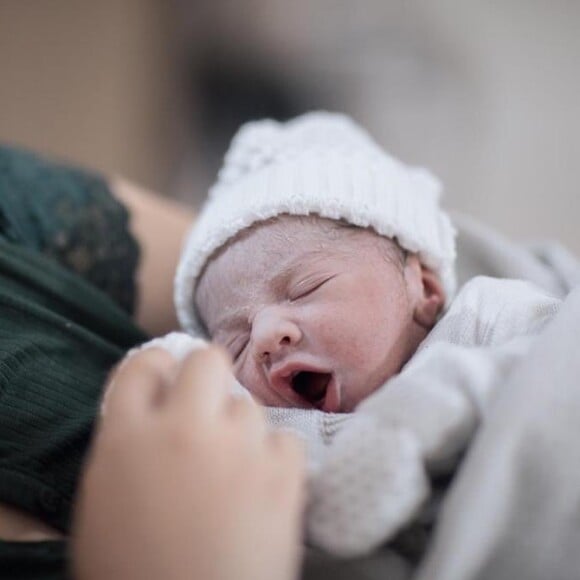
197;216;445;412
112;177;196;336
0;504;63;541
73;347;305;580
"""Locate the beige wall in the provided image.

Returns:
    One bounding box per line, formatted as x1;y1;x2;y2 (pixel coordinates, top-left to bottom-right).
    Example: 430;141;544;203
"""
188;1;580;253
2;1;579;256
0;0;180;192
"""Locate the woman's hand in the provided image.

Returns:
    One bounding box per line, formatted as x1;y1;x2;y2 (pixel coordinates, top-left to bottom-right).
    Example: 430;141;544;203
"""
72;347;305;580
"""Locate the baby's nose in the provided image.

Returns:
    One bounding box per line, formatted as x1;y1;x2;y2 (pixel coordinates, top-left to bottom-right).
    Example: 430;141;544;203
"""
251;307;302;363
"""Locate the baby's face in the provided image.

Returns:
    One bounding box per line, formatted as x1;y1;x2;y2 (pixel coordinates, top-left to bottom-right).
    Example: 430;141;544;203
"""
196;216;439;412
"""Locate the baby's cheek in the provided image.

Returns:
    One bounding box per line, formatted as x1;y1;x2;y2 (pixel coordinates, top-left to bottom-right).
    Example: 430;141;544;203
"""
317;317;369;365
311;308;352;343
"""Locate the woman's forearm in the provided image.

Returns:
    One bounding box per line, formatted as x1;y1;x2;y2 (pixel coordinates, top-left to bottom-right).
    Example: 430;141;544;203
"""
111;178;196;336
0;503;63;541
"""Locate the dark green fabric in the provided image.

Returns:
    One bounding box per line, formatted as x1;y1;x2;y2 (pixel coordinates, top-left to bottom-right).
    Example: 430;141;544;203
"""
0;238;147;532
0;145;148;578
0;541;68;580
0;145;139;314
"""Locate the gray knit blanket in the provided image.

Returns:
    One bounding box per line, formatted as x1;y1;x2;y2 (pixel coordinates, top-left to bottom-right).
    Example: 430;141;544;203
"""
303;212;580;580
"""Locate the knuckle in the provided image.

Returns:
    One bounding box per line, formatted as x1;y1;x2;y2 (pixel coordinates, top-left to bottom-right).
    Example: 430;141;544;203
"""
124;348;176;378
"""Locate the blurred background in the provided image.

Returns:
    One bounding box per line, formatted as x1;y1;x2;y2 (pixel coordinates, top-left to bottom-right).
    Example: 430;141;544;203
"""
1;0;579;253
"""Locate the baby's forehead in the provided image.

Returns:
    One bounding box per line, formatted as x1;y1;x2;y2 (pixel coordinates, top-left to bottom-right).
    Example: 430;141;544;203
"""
230;214;381;252
199;217;339;277
205;214;400;282
243;214;347;244
195;215;404;335
195;217;334;330
204;216;343;282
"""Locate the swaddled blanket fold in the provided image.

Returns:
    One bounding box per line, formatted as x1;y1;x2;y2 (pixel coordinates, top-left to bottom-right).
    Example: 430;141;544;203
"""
417;285;580;580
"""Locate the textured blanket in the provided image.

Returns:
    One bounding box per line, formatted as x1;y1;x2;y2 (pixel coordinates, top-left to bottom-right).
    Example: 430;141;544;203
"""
417;285;580;580
302;213;580;579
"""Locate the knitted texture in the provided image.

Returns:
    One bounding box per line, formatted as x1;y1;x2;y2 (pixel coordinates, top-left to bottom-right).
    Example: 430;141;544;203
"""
303;277;560;556
174;112;457;336
265;407;353;468
307;416;428;557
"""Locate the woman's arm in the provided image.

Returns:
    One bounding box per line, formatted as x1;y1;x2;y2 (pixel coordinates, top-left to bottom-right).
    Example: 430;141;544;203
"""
0;504;63;541
111;178;196;336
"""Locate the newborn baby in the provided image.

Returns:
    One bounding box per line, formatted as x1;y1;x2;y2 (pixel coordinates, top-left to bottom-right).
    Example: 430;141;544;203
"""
174;111;456;412
150;112;559;557
195;215;445;412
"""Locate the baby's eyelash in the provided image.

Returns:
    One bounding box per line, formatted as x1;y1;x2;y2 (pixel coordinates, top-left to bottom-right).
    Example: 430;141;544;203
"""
289;275;335;301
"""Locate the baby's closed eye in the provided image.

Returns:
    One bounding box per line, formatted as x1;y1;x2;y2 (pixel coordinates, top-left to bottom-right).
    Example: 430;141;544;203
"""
288;275;336;301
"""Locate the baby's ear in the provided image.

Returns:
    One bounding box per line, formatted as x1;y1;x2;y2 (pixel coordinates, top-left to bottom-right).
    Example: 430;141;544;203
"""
413;264;446;330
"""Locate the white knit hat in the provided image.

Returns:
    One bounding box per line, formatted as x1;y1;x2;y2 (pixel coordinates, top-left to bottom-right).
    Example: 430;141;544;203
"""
175;111;457;336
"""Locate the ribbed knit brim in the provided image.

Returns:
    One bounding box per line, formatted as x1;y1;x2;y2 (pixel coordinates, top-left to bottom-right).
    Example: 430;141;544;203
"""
175;112;457;336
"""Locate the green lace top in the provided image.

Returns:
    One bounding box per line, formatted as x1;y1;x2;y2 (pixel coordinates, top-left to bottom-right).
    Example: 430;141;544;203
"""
0;145;139;314
0;145;149;578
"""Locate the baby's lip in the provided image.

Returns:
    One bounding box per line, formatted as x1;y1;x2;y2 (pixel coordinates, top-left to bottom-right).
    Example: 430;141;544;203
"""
321;375;341;413
270;361;341;412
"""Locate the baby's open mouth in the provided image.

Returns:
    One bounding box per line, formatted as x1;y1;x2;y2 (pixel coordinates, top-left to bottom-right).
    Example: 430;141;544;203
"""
290;371;332;407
